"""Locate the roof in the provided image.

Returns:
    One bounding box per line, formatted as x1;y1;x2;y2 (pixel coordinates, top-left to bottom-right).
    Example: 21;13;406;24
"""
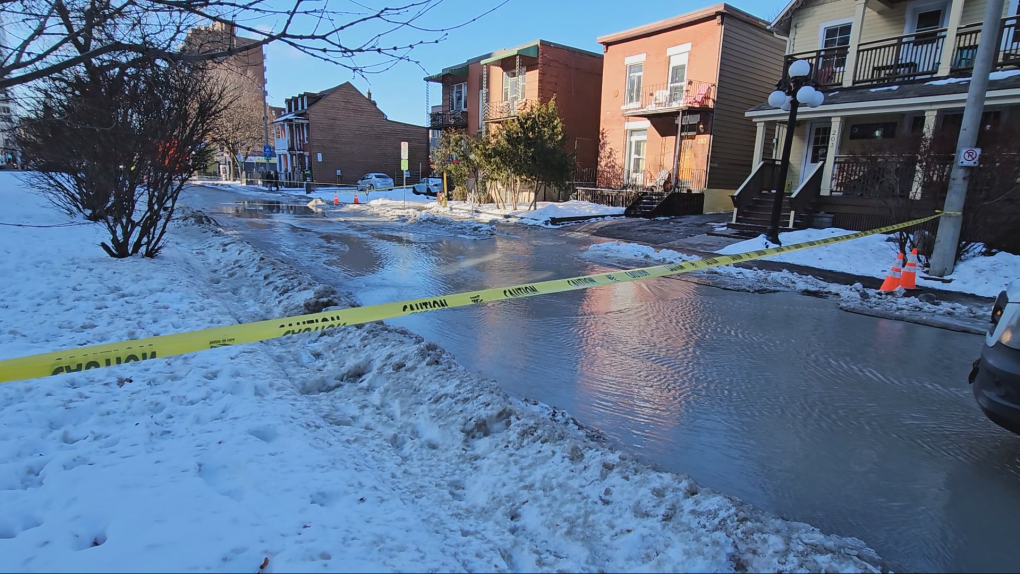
596;3;770;45
423;39;602;82
746;71;1020;116
770;0;803;36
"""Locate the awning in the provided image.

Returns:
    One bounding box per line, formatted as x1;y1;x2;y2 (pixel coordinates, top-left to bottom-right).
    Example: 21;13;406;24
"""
480;44;539;65
424;64;469;82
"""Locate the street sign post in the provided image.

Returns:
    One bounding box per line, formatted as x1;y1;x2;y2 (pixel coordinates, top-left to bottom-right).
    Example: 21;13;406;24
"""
959;147;981;167
400;142;409;206
400;141;408;160
263;144;273;159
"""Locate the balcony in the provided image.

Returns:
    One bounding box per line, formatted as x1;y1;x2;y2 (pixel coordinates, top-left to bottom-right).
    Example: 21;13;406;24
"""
854;29;946;85
952;16;1020;73
622;79;715;117
482;99;536;122
784;47;849;88
429;109;468;130
781;16;1020;92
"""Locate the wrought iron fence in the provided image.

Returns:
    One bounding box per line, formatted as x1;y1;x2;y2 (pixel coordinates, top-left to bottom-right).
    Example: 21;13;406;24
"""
627;79;715;113
784;48;848;88
429;110;468;129
574;187;643;208
482;99;536;122
853;29;946;85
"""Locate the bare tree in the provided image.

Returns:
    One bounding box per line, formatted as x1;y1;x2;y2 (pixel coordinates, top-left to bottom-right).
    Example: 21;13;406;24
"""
0;0;509;90
208;66;266;180
595;128;623;189
17;60;226;257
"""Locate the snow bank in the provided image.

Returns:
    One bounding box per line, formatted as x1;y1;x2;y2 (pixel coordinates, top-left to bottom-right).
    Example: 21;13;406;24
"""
926;69;1020;86
717;228;1019;298
0;173;883;572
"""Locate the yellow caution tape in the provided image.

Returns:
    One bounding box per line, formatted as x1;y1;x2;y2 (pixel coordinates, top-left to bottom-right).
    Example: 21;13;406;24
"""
0;213;946;384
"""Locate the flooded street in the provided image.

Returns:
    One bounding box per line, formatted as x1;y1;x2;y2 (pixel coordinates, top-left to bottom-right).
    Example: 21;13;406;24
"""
185;186;1020;573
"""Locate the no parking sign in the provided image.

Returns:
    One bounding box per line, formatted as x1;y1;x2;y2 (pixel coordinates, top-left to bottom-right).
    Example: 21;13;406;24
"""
959;147;981;167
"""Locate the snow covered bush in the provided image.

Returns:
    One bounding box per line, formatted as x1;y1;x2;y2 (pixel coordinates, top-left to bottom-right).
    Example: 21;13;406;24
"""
17;61;225;257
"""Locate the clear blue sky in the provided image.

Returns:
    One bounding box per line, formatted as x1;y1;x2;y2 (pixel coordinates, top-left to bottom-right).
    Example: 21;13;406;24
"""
263;0;787;125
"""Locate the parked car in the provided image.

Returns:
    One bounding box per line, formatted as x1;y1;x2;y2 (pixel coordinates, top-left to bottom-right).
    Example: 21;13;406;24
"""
357;173;394;191
411;177;455;197
970;279;1020;434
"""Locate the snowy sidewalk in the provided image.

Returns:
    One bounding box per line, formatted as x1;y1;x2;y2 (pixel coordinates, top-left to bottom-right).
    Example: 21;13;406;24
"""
1;173;883;573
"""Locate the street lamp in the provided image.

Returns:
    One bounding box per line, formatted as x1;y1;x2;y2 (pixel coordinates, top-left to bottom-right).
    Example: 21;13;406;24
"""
764;59;825;245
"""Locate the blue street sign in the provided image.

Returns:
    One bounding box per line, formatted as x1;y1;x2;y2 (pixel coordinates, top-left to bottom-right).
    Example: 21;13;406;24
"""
263;144;274;159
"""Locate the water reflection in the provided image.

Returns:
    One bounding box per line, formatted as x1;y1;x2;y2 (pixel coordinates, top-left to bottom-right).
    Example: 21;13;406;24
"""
223;200;325;218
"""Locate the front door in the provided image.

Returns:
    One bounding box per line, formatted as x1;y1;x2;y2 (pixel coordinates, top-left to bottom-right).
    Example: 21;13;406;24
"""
802;122;831;184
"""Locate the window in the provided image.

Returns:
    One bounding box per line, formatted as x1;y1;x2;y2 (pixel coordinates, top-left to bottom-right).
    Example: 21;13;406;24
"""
809;126;832;164
625;63;643;106
502;71;525;103
941;111;1001;134
624;129;647;184
915;9;944;32
849;122;898;140
910;115;926;135
667;53;688;104
822;24;852;49
450;82;466;111
821;23;852;69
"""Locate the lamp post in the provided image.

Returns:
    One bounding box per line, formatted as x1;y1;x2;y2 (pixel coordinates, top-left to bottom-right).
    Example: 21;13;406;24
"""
765;59;825;245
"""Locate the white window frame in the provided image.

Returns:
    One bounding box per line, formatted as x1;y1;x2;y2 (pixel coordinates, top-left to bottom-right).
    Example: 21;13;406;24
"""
818;17;854;50
623;62;644;109
802;121;831;182
903;0;950;34
451;82;467;111
666;43;692;57
624;128;648;185
667;52;689;105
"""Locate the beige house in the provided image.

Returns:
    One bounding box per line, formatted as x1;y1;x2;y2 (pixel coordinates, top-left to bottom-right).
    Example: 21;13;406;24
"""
737;0;1020;231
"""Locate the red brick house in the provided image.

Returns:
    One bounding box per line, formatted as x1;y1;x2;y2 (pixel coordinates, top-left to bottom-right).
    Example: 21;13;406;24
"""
273;83;428;185
425;40;604;170
597;4;786;212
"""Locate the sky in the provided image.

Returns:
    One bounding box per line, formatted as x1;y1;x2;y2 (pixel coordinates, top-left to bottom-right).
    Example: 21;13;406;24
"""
262;0;787;126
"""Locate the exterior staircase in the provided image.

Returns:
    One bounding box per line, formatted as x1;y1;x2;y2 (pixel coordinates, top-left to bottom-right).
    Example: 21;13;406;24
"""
625;191;667;217
727;192;803;234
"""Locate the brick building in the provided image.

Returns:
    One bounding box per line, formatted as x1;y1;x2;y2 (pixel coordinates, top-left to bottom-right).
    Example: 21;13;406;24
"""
425;40;604;170
597;4;786;212
273;83;428;185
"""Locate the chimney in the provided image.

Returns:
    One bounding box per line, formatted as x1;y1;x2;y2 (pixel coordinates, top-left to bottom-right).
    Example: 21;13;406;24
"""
366;89;377;106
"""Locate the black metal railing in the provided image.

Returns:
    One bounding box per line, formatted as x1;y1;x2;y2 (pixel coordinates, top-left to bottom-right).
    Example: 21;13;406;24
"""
853;28;946;85
429;109;468;129
784;48;848;88
574;187;643;207
731;158;780;212
830;155;952;200
625;79;715;114
482;99;536;122
790;163;824;226
952;16;1020;73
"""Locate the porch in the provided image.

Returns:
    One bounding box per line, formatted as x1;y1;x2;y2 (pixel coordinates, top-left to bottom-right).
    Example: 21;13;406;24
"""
733;104;1020;233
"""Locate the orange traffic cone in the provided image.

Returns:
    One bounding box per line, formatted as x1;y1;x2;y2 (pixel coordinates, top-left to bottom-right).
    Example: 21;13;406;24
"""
880;252;904;292
901;248;918;290
353;193;359;205
333;191;339;206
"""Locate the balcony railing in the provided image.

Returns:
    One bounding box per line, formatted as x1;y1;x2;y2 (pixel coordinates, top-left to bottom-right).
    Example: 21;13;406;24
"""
623;80;715;115
830;155;952;201
854;28;946;85
429;109;468;130
784;47;848;88
482;99;536;122
952;16;1020;73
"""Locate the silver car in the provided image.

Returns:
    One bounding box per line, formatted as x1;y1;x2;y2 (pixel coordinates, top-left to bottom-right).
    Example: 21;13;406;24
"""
357;173;394;191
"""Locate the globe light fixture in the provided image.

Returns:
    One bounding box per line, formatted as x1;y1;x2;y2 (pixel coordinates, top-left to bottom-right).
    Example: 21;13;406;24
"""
768;90;787;108
796;85;817;105
788;59;811;78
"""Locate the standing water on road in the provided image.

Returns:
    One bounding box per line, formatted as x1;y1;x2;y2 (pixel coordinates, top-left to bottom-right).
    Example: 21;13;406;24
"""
187;187;1020;573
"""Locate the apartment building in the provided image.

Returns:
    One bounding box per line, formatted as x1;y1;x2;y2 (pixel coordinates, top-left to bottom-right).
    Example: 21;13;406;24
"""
597;4;786;212
273;83;428;184
425;40;604;169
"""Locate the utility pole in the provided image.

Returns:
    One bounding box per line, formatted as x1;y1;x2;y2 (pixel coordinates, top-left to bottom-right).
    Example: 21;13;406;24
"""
929;0;1006;276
